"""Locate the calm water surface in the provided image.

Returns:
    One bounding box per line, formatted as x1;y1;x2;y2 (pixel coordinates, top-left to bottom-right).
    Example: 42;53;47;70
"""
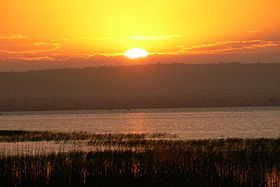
0;107;280;139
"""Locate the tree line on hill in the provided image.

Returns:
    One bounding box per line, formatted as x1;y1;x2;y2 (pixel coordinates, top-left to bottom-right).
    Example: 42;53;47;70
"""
0;63;280;111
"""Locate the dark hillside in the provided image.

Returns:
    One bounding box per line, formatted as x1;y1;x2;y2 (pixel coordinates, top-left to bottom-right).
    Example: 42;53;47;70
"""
1;63;280;111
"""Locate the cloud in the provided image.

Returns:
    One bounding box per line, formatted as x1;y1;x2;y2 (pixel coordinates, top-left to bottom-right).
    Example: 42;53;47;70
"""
0;43;61;55
248;30;260;33
16;56;55;61
34;42;47;46
0;35;62;63
0;34;27;40
0;34;61;56
129;35;180;41
178;40;280;54
1;36;280;71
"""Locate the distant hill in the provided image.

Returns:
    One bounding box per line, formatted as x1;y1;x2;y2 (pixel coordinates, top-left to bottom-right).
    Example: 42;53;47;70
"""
1;63;280;111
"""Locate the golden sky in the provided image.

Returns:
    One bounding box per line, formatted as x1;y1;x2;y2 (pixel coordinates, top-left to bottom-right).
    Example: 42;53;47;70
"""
0;0;280;69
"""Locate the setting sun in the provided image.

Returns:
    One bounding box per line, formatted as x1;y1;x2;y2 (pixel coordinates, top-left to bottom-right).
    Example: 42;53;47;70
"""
124;48;149;59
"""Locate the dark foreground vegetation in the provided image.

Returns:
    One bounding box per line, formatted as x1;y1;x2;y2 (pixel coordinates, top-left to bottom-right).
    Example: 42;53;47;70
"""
0;131;279;187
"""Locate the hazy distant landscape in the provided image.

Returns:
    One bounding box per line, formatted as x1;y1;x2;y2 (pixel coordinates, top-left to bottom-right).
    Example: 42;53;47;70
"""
1;63;280;111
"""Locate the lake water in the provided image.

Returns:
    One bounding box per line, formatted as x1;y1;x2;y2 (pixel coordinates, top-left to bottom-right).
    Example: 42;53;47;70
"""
0;107;280;139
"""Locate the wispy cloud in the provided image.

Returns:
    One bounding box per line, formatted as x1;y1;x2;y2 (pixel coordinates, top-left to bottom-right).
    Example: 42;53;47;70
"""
33;42;47;46
0;42;61;55
16;56;55;61
248;30;260;33
178;40;279;54
0;35;62;62
1;35;280;69
0;34;27;40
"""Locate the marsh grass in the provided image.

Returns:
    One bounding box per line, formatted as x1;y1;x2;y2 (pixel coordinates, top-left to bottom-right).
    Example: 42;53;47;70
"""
0;130;175;143
0;131;279;186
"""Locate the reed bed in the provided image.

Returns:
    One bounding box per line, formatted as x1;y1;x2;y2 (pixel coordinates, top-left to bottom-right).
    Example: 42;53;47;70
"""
0;131;279;186
0;130;175;143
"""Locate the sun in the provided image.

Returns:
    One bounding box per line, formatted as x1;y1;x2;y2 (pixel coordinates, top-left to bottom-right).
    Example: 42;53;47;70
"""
124;48;149;59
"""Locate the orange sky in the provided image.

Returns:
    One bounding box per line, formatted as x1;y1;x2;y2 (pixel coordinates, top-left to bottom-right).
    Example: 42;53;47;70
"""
0;0;280;70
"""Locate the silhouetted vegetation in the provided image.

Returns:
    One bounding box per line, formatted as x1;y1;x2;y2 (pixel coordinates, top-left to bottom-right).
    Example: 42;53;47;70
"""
1;63;280;111
0;130;174;144
0;131;279;186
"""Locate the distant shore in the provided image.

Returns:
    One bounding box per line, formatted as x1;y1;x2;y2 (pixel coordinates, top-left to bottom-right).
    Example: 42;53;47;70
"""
1;63;280;112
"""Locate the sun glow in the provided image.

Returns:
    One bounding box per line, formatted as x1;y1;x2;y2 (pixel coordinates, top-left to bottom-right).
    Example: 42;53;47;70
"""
124;48;149;59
